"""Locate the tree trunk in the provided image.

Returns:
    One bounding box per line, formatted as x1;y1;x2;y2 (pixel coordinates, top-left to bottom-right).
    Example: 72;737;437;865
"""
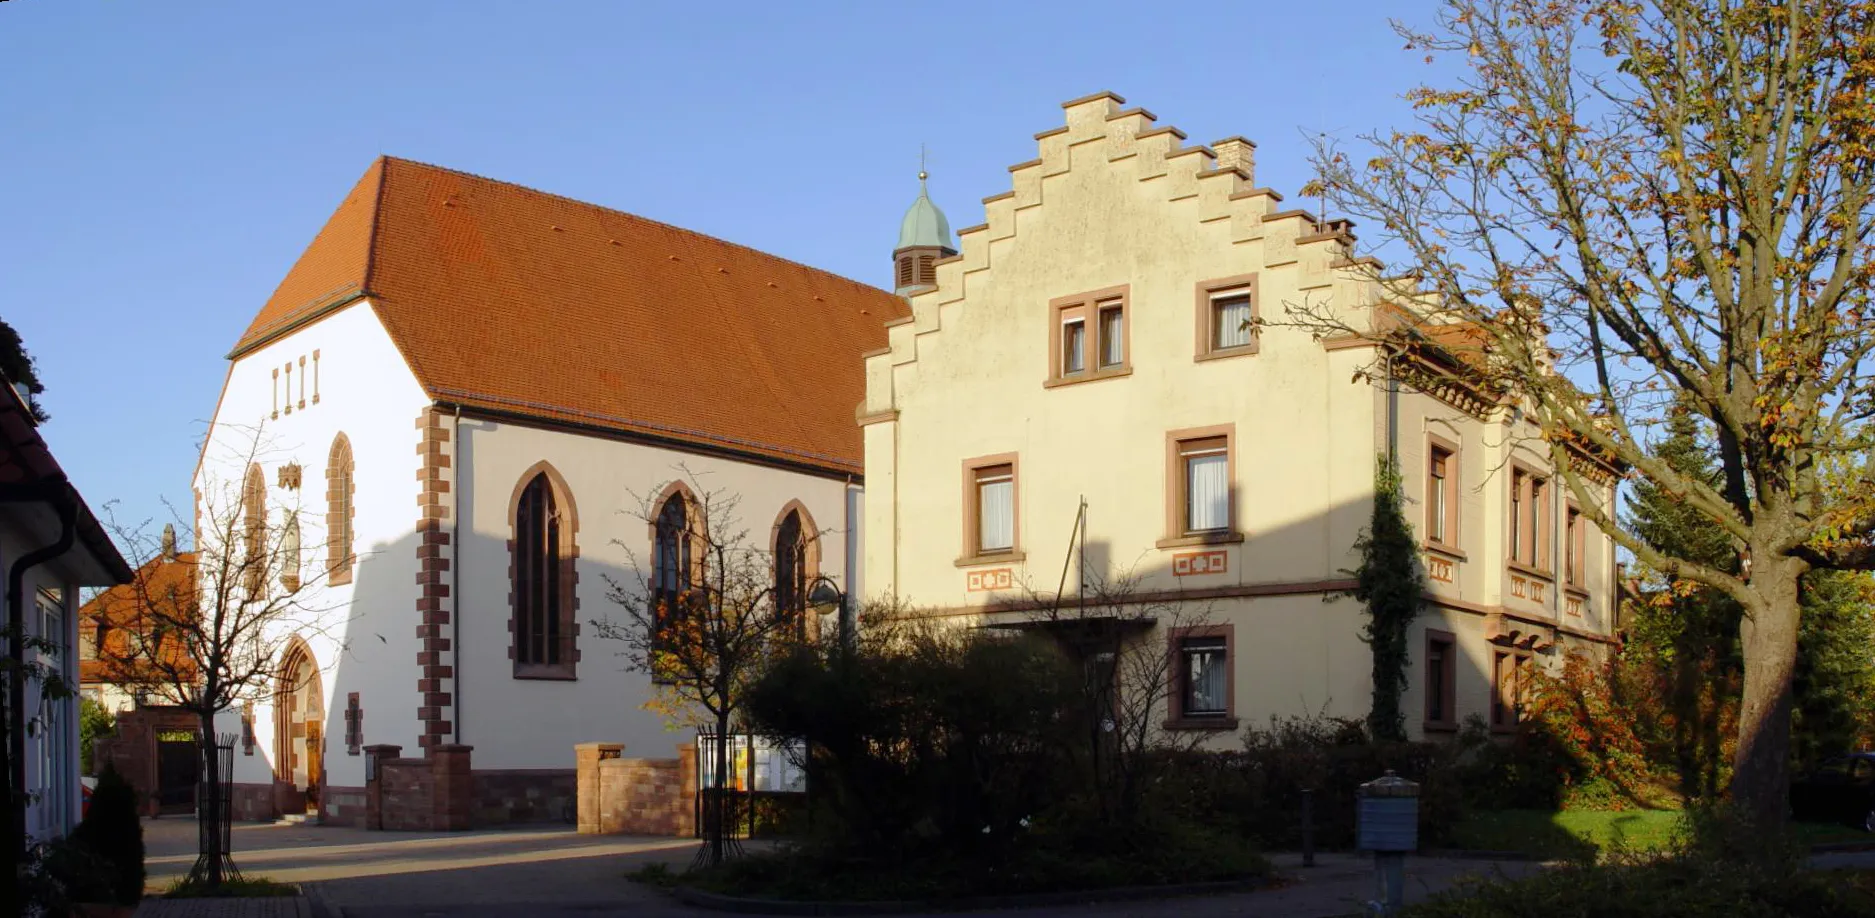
199;711;224;887
1729;557;1803;830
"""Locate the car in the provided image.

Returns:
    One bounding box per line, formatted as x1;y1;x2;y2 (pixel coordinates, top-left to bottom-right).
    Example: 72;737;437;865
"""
80;776;97;820
1790;753;1875;830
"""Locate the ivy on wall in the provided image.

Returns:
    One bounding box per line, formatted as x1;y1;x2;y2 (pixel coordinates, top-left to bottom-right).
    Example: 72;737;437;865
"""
1344;453;1426;742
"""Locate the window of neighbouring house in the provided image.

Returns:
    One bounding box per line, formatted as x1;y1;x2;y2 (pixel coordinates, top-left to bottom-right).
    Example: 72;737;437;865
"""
1098;303;1125;369
1181;437;1230;535
1047;287;1130;386
1212;292;1254;351
1508;466;1551;570
1195;275;1259;360
1425;631;1457;728
1168;626;1236;728
974;464;1015;554
1427;442;1459;548
1565;504;1586;587
1491;650;1533;729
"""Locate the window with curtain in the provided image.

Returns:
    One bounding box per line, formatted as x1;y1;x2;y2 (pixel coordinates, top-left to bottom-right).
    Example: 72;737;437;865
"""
514;473;562;666
1180;636;1228;717
1097;303;1125;368
1181;438;1230;534
1061;317;1086;375
975;464;1015;554
774;510;807;624
1211;292;1254;350
242;463;266;595
1425;634;1455;724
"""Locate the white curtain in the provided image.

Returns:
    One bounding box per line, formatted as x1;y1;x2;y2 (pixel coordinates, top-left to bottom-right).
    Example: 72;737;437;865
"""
1215;297;1253;348
1187;645;1227;714
1186;453;1229;532
979;478;1014;551
1100;309;1124;366
1062;320;1086;374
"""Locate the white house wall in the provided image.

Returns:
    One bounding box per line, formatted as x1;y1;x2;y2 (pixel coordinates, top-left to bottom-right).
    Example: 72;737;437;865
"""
195;300;430;793
453;417;855;770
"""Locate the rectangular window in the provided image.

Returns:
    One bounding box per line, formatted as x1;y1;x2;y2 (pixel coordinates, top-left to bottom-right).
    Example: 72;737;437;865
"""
1427;446;1452;545
1097;303;1125;368
1530;475;1550;569
1566;505;1585;586
975;464;1015;554
1061;317;1086;375
1425;631;1457;727
1181;438;1230;535
1509;469;1525;563
1212;293;1254;351
1492;651;1532;729
1180;637;1229;717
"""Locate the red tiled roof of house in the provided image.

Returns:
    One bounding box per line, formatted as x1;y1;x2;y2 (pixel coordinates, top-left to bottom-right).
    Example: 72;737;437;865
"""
232;157;909;475
78;551;199;685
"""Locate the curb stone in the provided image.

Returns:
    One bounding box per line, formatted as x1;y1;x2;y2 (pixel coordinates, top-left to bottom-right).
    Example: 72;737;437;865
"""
673;878;1270;916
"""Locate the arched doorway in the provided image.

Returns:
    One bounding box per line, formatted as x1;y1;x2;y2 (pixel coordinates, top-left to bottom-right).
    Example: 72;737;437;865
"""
273;639;324;816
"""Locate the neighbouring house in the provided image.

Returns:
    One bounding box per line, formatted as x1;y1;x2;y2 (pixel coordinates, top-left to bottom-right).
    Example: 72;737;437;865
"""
196;157;907;828
79;525;198;714
858;92;1622;743
0;375;132;840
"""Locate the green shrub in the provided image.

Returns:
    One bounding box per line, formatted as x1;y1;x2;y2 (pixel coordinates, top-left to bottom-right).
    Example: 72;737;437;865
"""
69;762;144;904
79;697;115;776
1147;713;1479;850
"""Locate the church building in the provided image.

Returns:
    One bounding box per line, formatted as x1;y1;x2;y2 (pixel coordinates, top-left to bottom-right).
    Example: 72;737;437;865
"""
196;157;907;826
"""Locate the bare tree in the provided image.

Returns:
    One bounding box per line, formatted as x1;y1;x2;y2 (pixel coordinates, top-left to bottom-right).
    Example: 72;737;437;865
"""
589;470;824;868
1017;520;1217;827
96;425;346;887
1281;0;1875;825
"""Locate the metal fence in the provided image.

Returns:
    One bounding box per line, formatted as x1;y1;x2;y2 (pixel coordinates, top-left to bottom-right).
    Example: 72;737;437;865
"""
693;728;806;839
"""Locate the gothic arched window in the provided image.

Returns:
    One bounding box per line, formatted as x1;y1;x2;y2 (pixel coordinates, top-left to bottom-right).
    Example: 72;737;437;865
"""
242;463;266;595
326;434;355;584
513;470;579;675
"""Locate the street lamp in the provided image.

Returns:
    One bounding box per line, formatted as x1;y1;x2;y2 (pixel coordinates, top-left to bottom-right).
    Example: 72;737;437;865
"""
805;576;852;654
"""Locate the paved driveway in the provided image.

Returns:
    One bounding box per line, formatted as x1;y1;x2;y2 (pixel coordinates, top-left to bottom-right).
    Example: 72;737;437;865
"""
142;820;1540;917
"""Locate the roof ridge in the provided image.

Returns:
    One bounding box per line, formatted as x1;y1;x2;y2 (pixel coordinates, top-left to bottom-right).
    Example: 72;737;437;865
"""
376;155;898;301
361;155;391;298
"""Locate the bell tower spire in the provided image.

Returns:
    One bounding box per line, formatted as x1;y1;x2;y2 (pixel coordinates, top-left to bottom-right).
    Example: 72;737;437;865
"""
892;149;955;295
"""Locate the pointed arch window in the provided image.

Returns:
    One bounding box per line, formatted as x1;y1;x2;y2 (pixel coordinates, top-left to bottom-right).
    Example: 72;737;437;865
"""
242;464;266;596
775;511;807;623
326;435;355;585
650;486;702;672
512;468;579;678
280;512;302;593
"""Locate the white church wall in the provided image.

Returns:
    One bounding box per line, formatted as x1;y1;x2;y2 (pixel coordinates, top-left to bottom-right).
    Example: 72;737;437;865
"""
453;418;857;770
195;300;430;794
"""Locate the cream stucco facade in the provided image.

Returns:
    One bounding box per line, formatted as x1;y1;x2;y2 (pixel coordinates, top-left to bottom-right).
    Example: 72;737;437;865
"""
860;92;1620;741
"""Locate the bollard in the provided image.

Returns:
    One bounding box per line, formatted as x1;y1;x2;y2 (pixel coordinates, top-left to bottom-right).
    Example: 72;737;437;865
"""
1357;770;1420;917
1300;788;1316;868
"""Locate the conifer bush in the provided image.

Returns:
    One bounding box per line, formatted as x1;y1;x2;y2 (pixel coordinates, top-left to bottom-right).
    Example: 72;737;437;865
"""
69;763;145;905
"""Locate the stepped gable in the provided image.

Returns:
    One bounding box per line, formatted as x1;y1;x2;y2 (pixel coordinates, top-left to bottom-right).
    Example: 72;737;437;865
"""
862;92;1381;418
233;157;909;475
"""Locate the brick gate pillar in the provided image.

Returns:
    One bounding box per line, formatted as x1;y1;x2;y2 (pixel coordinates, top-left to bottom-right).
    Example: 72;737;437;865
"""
430;744;474;831
575;743;623;835
362;744;402;830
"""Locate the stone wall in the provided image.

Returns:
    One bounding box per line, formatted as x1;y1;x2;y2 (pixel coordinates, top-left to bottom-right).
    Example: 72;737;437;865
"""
472;769;575;825
365;743;474;831
230;783;279;822
323;785;368;827
576;742;696;837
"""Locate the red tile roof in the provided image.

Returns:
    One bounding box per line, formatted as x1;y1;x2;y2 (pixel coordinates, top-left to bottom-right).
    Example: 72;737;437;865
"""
78;551;199;685
233;157;908;475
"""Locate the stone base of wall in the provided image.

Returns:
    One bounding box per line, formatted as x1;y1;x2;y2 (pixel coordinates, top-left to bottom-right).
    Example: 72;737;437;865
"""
576;743;697;837
364;744;474;831
321;785;368;828
273;780;308;818
230;783;279;822
472;769;576;826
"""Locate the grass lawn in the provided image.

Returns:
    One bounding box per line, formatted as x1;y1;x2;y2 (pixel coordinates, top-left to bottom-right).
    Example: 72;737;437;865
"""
1450;809;1873;859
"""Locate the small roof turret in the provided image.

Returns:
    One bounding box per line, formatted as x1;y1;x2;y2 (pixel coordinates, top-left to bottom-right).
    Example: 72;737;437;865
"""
896;171;953;252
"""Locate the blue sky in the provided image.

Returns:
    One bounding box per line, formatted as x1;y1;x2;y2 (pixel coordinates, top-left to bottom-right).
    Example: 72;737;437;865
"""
2;0;1439;545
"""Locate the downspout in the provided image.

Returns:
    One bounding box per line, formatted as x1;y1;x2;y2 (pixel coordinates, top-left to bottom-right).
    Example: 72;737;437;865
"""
841;475;858;648
5;482;76;848
1385;348;1399;462
452;404;463;745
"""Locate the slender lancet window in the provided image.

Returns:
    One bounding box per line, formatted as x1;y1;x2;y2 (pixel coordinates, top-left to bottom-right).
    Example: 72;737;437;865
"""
775;510;807;623
654;492;692;640
514;474;562;665
327;435;355;582
242;464;266;595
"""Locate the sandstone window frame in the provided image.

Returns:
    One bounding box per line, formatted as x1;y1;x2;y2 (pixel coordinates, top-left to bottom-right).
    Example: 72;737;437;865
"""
1564;501;1589;595
242;463;266;596
1158;425;1243;549
1425;434;1463;557
325;434;356;586
1507;463;1553;577
771;501;821;638
959;453;1023;566
1423;629;1458;732
1166;624;1238;731
1045;285;1131;388
649;480;704;682
1194;273;1260;361
1491;649;1533;732
509;462;580;681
